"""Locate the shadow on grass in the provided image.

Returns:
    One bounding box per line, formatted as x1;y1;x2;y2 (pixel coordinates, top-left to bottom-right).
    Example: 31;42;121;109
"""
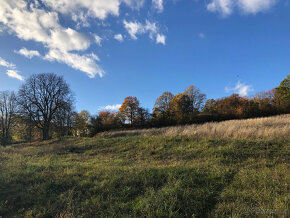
0;166;237;217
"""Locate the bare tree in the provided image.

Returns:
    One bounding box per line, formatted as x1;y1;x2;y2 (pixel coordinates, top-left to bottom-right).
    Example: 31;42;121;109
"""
0;91;17;146
18;73;74;140
53;100;76;137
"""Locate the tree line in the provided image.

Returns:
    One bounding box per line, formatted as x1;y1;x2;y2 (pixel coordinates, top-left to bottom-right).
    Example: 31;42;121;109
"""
0;73;289;145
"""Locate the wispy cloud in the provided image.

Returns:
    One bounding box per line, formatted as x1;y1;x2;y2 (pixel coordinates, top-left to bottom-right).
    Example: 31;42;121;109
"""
99;104;121;111
6;69;24;81
238;0;277;14
114;34;124;42
44;50;104;78
0;56;24;81
15;48;41;59
207;0;233;16
207;0;277;16
0;57;16;68
225;81;254;97
123;20;166;45
156;34;166;45
152;0;164;13
94;34;102;46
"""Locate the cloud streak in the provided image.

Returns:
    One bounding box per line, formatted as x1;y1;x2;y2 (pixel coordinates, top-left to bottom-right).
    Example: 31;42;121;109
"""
44;50;104;78
114;34;124;42
207;0;277;16
225;81;254;97
0;56;24;81
99;104;121;111
152;0;164;13
156;34;166;45
0;57;15;68
15;48;41;59
6;69;24;81
123;20;166;45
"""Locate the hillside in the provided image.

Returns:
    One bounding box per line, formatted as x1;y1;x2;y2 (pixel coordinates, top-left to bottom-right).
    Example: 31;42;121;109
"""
98;114;290;139
0;116;289;217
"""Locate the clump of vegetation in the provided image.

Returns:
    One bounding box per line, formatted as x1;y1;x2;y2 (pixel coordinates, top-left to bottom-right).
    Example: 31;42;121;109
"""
0;135;289;217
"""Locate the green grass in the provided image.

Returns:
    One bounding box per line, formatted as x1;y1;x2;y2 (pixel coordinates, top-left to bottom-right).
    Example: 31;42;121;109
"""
0;136;289;217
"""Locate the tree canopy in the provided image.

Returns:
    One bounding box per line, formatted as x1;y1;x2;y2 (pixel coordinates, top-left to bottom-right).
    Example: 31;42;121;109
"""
18;73;74;140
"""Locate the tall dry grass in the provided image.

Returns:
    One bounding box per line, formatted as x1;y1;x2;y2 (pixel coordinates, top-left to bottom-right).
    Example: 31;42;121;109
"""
97;114;290;139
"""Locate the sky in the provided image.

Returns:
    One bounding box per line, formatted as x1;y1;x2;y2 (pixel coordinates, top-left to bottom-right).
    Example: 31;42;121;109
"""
0;0;289;114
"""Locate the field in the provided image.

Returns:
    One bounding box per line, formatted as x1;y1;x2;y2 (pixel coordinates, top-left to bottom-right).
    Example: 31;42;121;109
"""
98;114;290;139
0;115;289;217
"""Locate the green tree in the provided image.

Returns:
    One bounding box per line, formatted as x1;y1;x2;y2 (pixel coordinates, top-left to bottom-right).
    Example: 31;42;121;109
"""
74;110;91;137
153;92;174;124
136;107;151;126
169;93;191;123
275;75;290;113
183;85;206;113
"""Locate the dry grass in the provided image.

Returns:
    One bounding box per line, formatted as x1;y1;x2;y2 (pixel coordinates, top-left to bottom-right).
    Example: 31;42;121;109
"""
97;114;290;139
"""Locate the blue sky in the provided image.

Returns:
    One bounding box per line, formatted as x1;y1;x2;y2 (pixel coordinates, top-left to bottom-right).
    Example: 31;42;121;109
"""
0;0;289;113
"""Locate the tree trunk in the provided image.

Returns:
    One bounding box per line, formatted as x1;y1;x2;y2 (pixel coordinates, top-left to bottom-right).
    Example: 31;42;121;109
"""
1;130;8;146
42;125;50;140
1;134;6;146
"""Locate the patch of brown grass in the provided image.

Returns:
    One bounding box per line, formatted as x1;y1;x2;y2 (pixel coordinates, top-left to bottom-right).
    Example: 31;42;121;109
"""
97;114;290;139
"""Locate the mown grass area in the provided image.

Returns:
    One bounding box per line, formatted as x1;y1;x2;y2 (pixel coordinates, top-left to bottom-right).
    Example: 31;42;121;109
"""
0;136;289;217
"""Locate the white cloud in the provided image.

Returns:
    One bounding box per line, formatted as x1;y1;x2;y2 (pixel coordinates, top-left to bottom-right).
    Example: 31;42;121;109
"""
42;0;146;21
94;34;102;46
72;11;90;28
42;0;121;20
15;48;41;59
0;1;90;52
0;0;104;78
225;81;254;96
99;104;121;111
0;57;15;68
114;34;124;42
123;0;146;10
44;49;104;78
207;0;233;16
238;0;277;14
0;0;166;78
6;69;24;81
152;0;164;13
123;20;166;45
145;21;158;40
0;56;23;81
50;28;90;52
123;20;144;40
207;0;277;16
156;34;166;45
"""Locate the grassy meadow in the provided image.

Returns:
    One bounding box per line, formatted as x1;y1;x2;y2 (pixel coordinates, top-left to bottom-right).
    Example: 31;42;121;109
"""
0;116;289;217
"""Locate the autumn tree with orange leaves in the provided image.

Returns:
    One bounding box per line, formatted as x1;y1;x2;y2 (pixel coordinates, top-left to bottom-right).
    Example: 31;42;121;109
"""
118;96;140;124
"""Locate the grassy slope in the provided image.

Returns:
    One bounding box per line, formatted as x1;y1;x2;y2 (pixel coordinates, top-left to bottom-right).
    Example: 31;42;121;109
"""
0;136;289;217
